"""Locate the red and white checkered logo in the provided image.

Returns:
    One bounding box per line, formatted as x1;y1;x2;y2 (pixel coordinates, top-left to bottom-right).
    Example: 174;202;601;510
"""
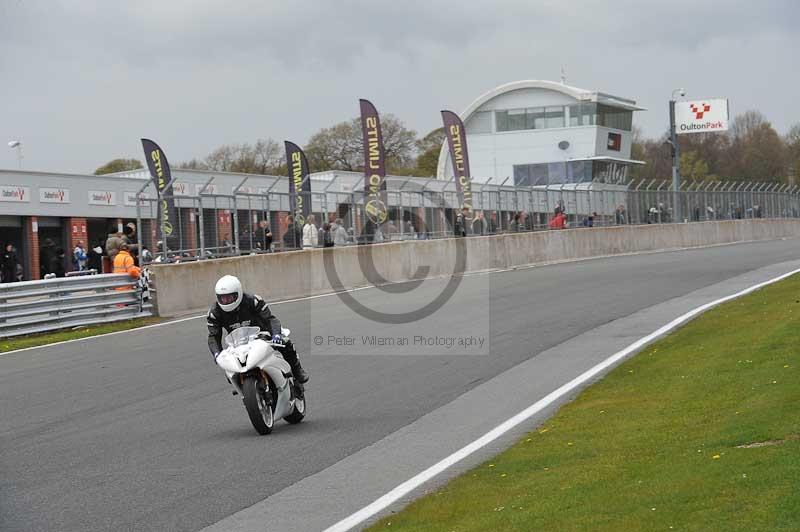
690;103;711;119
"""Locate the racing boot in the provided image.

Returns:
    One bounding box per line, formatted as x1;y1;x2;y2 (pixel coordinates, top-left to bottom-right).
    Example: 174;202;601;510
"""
290;360;309;383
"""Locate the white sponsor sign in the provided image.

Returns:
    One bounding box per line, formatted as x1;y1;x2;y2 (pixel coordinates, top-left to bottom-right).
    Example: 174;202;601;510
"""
198;183;218;195
171;181;191;196
675;98;729;135
88;190;117;205
123;191;153;207
40;187;70;203
0;185;30;202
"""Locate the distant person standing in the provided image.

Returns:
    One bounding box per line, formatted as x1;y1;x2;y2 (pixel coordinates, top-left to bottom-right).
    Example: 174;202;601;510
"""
73;241;88;271
40;238;57;277
331;218;348;246
321;223;334;248
256;220;273;252
106;226;124;263
283;215;303;250
302;215;318;248
2;243;19;283
50;248;67;278
88;240;104;272
471;211;486;235
454;207;469;237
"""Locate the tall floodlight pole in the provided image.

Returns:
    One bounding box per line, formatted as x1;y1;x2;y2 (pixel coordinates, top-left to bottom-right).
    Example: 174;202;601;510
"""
669;88;685;222
7;140;22;169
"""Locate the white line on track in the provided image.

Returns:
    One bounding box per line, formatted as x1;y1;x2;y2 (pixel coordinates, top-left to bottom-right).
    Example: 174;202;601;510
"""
322;266;800;532
0;236;791;359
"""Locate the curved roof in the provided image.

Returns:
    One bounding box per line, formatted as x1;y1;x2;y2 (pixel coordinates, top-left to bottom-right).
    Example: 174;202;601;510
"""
437;80;643;177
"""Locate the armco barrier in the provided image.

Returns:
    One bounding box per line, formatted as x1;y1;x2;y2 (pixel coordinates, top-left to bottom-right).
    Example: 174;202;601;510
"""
148;219;800;317
0;274;153;337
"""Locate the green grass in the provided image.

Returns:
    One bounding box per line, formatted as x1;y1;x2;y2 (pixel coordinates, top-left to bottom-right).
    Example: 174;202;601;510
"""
0;317;164;353
369;275;800;532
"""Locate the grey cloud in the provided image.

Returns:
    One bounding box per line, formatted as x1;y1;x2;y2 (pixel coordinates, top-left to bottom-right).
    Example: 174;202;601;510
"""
0;0;797;173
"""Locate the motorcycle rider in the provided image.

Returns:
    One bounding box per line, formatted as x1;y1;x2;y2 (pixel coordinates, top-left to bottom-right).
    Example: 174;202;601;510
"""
207;275;309;383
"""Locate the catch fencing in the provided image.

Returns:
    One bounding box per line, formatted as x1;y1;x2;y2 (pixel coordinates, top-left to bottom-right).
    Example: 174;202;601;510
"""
134;176;800;262
0;274;152;338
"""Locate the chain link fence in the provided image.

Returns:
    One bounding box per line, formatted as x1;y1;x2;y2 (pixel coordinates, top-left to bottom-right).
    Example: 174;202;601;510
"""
134;177;800;263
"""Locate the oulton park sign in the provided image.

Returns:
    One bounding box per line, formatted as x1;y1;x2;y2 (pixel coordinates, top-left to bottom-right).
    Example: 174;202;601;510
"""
675;98;729;134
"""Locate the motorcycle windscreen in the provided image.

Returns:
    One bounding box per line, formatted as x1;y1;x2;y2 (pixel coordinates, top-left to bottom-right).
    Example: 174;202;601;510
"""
224;326;261;348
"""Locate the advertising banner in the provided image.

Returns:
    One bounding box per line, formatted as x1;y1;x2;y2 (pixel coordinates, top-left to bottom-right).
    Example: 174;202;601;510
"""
441;110;473;214
39;187;70;204
88;190;117;206
359;99;388;225
675;98;730;134
284;141;312;225
141;138;178;239
0;186;30;202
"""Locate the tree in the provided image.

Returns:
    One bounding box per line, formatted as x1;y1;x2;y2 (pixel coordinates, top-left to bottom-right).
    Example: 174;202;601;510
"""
94;158;143;175
180;139;284;175
785;123;800;182
305;114;417;174
414;127;445;177
725;112;786;181
680;151;710;181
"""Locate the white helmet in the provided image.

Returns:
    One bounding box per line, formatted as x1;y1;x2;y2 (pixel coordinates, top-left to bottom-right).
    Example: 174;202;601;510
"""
215;275;243;312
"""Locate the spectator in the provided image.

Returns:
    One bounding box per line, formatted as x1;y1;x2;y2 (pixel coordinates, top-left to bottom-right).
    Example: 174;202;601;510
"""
50;248;67;278
40;238;57;278
385;219;399;240
302;215;318;247
140;246;153;264
222;234;234;255
331;218;348;246
404;219;415;238
88;240;103;272
256;220;273;252
549;211;567;230
73;241;88;271
485;212;497;234
2;243;19;283
509;213;520;232
123;223;139;254
113;242;141;297
321;223;334;248
615;205;627;225
106;226;124;262
283;215;302;250
454;207;469;237
471;211;486;235
582;213;595;228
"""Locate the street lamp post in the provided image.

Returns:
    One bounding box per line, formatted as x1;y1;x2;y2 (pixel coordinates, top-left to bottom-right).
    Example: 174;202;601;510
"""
669;89;685;222
7;140;22;169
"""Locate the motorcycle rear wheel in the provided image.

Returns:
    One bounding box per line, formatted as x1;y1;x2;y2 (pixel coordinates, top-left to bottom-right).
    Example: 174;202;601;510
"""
242;375;274;435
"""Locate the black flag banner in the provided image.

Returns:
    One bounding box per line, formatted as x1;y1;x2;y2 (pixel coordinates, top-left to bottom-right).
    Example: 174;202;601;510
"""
359;99;389;225
441;110;473;215
141;138;178;240
284;141;312;225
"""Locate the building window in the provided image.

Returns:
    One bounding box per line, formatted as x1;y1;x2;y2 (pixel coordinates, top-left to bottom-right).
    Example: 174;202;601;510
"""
513;161;593;186
466;111;492;134
507;109;526;131
527;107;545;129
545;106;565;128
597;104;632;131
495;110;509;132
493;102;629;132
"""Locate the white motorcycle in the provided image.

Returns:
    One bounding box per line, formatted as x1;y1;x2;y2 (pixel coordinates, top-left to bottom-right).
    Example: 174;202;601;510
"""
215;326;306;435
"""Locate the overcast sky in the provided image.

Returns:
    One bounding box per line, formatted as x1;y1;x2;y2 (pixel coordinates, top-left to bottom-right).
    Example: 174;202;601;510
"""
0;0;797;174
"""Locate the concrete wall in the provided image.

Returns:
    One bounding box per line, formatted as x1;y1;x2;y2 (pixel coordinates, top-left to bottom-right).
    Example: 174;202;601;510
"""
149;219;800;316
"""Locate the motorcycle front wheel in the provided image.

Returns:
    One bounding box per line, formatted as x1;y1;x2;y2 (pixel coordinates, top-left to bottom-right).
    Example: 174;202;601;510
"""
284;384;306;425
242;375;274;435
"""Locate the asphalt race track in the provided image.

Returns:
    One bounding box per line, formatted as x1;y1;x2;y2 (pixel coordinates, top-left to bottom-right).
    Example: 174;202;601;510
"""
2;238;800;532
